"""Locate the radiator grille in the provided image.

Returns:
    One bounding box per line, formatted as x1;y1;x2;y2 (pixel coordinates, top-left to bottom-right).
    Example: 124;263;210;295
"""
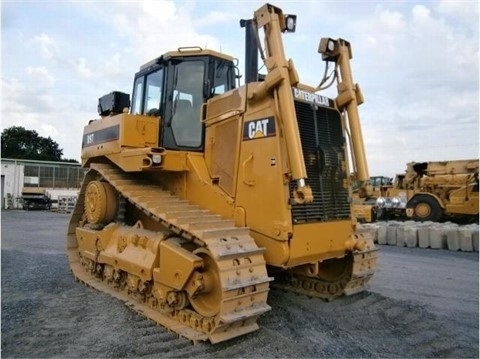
290;101;350;223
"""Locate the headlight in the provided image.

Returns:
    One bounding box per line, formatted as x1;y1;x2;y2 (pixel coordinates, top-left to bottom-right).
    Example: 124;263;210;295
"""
284;14;297;32
376;197;386;208
391;196;401;207
152;154;162;164
327;39;335;51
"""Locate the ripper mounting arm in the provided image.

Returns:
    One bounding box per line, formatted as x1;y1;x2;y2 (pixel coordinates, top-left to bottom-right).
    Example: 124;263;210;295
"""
251;3;313;204
318;38;369;182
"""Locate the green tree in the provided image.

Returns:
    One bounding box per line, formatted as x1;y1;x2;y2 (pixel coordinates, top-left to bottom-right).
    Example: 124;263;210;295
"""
1;126;65;161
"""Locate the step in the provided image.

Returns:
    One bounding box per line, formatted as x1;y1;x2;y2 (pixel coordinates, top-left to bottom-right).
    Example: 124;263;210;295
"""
175;214;223;224
196;227;250;240
187;220;235;231
166;210;211;221
219;304;271;324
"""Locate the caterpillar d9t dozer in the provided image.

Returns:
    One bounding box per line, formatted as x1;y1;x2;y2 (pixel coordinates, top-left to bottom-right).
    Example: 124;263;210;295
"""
67;3;377;343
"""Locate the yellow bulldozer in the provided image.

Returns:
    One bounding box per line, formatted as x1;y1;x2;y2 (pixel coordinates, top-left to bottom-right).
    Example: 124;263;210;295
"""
374;159;479;222
67;3;377;343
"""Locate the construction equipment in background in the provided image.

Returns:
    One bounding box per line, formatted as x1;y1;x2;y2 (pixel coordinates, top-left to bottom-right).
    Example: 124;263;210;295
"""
373;159;478;222
20;187;52;210
352;176;393;195
351;176;392;223
67;3;377;343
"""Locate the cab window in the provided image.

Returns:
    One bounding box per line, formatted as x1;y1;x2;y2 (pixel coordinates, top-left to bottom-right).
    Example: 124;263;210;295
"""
144;70;163;115
212;60;233;96
131;77;144;114
171;61;204;147
131;68;163;115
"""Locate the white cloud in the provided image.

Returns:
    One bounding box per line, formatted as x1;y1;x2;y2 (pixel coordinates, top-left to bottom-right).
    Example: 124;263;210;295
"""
31;33;57;60
141;0;177;20
194;10;238;27
412;4;431;19
95;1;222;62
437;0;479;23
35;94;55;112
39;123;59;139
378;9;405;31
102;53;123;77
73;58;94;79
1;76;87;160
2;76;56;118
1;78;28;113
25;66;55;87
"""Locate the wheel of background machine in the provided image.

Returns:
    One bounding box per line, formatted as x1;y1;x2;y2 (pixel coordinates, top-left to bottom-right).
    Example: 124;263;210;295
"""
408;194;442;222
188;248;222;317
84;180;118;224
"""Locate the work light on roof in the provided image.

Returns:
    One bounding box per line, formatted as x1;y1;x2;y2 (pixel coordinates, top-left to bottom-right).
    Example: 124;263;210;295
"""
327;39;335;51
284;14;297;32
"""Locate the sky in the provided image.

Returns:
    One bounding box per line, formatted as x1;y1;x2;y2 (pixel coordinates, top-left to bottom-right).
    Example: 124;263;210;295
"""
1;0;479;177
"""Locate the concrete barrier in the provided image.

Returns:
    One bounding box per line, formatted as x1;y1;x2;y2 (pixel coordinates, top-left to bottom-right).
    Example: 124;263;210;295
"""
387;222;401;246
404;222;418;248
418;223;432;248
458;226;473;252
396;226;405;247
357;222;479;252
377;223;387;245
430;225;448;249
444;224;460;251
473;227;479;252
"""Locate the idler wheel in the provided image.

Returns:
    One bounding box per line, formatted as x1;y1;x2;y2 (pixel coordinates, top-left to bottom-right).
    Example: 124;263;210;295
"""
84;180;118;224
189;249;222;317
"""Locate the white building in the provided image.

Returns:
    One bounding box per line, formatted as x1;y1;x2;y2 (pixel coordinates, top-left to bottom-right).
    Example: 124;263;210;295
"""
1;158;87;209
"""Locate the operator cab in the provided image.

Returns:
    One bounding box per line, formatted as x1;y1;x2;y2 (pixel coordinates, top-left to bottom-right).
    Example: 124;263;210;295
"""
130;47;237;151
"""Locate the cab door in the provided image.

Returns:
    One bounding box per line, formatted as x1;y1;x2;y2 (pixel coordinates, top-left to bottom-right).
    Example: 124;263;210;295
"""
161;59;206;151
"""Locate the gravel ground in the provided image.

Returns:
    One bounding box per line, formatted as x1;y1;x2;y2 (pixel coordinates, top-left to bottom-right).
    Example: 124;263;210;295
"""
1;210;478;358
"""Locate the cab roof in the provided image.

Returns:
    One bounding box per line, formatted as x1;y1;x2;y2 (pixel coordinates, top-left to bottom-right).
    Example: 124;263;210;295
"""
140;47;234;71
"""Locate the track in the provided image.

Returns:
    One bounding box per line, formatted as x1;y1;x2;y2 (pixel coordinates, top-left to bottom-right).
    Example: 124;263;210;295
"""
272;238;378;300
67;162;272;343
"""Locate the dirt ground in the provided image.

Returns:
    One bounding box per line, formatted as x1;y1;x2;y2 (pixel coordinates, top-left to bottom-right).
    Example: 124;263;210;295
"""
1;210;478;358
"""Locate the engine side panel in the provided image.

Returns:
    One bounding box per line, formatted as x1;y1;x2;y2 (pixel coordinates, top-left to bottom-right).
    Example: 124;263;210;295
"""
81;113;159;163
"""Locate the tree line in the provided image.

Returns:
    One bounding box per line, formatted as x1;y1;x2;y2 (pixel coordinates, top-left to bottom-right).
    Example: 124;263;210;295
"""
1;126;79;163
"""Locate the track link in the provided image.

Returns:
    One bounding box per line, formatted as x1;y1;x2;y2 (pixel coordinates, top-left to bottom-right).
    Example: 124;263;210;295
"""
272;238;378;300
67;163;272;344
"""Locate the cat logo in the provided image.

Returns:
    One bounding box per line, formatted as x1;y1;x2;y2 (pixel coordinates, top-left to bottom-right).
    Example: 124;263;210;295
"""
243;116;276;141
